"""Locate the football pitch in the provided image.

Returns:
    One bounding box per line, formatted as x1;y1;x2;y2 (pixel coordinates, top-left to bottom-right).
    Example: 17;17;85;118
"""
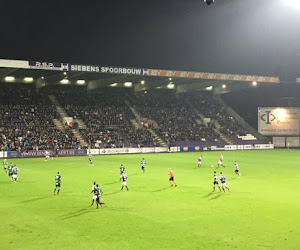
1;150;300;250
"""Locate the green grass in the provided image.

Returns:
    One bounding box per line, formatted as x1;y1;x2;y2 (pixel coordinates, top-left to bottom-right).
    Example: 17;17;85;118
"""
1;150;300;250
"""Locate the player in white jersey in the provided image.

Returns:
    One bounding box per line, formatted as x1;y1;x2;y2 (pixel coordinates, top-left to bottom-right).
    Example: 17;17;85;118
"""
88;153;94;166
44;151;52;161
12;165;19;182
213;171;221;192
234;161;241;177
217;154;225;168
120;173;129;191
90;181;98;206
198;155;202;168
141;158;146;173
220;172;231;193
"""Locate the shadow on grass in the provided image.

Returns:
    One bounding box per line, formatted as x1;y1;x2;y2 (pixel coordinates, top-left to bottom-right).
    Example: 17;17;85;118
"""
60;208;93;220
22;196;48;203
209;194;223;200
202;192;214;199
151;187;169;193
104;191;121;196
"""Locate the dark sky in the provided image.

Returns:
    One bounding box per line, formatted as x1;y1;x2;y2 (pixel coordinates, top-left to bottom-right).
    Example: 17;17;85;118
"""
1;0;300;81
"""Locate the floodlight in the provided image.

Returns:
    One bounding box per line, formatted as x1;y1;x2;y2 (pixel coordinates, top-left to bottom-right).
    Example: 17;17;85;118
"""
76;80;85;85
64;72;67;75
24;77;34;82
169;78;172;81
5;76;15;82
167;83;175;89
110;83;118;87
205;86;213;91
124;82;132;87
60;79;70;84
252;81;257;86
222;84;226;89
141;80;145;84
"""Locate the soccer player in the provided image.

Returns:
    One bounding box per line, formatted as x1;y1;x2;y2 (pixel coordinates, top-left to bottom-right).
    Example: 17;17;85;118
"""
120;172;129;191
234;161;241;177
7;162;14;181
95;184;106;209
53;172;61;195
217;154;225;168
120;164;125;175
168;168;177;187
198;155;202;168
220;172;230;193
12;165;20;182
141;158;146;173
213;171;221;192
90;182;98;207
44;151;52;161
3;159;8;174
88;152;94;166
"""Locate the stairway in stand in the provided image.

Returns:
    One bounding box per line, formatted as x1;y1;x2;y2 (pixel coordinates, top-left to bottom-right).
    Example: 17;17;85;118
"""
48;95;89;147
125;100;168;147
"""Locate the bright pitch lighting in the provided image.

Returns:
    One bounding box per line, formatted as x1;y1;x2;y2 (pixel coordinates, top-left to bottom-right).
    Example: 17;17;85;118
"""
124;82;132;87
76;80;85;85
110;83;118;87
24;77;34;82
141;80;145;84
222;84;226;89
60;79;70;84
282;0;300;10
169;78;172;81
205;86;213;91
5;76;15;82
167;83;175;89
252;81;257;86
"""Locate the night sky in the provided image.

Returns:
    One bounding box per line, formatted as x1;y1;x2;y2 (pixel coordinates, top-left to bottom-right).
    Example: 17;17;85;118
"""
1;0;300;81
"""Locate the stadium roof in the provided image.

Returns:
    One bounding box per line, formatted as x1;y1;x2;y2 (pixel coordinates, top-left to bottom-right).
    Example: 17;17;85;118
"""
0;59;280;92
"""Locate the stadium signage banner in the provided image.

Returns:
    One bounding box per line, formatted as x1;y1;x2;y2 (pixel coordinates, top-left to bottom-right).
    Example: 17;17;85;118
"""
258;107;300;135
101;66;148;76
7;149;87;158
148;69;280;83
69;64;149;76
28;61;68;71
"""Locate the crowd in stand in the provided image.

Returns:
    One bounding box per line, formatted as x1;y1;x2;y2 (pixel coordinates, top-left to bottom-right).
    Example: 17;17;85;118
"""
52;87;159;148
186;93;247;138
0;84;79;151
128;90;220;146
0;84;252;151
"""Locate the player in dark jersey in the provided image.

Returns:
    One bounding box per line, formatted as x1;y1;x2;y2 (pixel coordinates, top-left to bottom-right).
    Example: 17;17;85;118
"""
8;163;14;181
120;173;129;191
234;161;241;177
141;158;146;173
220;172;230;193
94;184;106;209
90;182;97;207
119;164;126;181
53;172;61;195
198;155;202;168
213;171;221;192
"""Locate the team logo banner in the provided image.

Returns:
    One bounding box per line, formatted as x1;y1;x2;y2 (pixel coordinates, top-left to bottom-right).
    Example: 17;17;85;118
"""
29;61;68;71
258;107;300;135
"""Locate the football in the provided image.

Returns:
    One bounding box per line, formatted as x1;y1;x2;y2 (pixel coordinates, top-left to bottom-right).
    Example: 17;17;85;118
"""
211;165;214;168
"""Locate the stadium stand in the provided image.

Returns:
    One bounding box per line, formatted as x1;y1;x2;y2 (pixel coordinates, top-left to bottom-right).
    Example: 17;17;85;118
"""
0;84;80;151
0;84;265;151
